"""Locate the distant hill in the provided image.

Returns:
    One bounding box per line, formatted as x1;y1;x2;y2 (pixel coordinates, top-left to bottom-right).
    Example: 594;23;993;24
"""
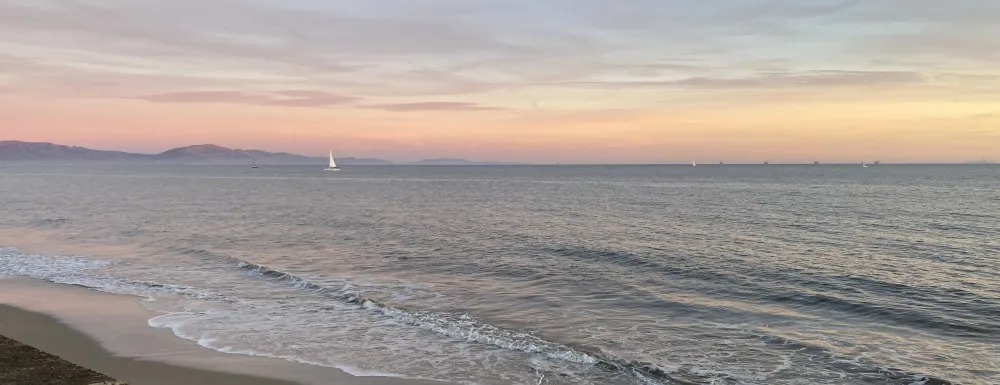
0;141;149;161
156;144;318;164
410;158;528;166
0;141;394;165
0;141;530;166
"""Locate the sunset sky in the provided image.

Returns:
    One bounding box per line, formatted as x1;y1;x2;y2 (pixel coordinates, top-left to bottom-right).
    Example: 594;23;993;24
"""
2;0;998;163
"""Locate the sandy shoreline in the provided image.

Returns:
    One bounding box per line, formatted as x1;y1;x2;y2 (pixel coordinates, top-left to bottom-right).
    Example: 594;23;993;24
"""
0;276;443;385
0;304;299;385
0;333;123;385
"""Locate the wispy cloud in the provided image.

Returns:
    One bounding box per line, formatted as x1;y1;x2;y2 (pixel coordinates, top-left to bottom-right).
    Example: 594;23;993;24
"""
562;70;927;90
3;0;998;103
967;112;1000;121
133;90;358;107
364;102;503;112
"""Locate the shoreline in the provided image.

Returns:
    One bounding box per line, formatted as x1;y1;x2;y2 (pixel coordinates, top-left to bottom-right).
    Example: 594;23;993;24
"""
0;304;300;385
0;276;443;385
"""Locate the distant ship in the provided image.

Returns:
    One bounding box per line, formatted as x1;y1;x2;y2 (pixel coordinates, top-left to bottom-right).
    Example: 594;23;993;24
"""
251;157;259;169
692;161;697;167
324;150;340;171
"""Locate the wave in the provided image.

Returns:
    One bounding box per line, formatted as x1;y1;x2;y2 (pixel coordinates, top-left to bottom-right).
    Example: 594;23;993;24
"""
1;246;956;384
230;259;691;384
0;246;231;302
542;245;999;339
745;333;954;385
765;292;998;337
147;312;408;378
229;258;957;385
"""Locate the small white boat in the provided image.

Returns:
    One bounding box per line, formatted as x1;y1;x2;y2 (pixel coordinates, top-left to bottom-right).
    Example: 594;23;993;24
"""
692;161;697;167
862;163;868;168
251;157;259;169
324;150;340;171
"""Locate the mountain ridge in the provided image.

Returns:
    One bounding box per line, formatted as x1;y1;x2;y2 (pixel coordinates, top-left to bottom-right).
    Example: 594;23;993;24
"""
0;141;392;165
0;141;519;165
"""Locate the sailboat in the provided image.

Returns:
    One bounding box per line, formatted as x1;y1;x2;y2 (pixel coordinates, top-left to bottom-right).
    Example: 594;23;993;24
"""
251;157;259;169
324;150;340;171
862;163;868;168
692;161;697;167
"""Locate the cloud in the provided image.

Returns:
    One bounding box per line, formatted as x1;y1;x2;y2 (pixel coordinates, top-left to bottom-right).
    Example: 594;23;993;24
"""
563;70;927;90
818;1;1000;64
1;0;998;106
0;0;614;98
132;90;358;107
551;0;861;35
364;102;503;112
0;0;531;67
862;30;1000;62
823;0;1000;25
967;113;1000;121
0;53;33;71
0;52;253;98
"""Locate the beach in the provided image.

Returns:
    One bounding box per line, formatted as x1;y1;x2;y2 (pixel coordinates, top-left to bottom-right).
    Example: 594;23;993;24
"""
0;276;441;385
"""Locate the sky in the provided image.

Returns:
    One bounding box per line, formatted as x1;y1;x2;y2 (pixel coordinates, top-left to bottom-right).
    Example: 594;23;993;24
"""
1;0;998;163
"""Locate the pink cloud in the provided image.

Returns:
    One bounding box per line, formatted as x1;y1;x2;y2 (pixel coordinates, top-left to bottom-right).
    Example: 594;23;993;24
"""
132;90;359;107
364;101;502;112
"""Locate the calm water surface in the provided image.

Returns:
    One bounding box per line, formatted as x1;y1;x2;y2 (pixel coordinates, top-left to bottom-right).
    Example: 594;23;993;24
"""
1;165;998;384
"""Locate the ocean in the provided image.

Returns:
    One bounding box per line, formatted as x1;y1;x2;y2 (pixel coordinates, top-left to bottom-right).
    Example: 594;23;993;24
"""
1;164;997;385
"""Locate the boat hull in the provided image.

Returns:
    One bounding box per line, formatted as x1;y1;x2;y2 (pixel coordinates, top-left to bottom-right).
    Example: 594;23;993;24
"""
324;168;340;171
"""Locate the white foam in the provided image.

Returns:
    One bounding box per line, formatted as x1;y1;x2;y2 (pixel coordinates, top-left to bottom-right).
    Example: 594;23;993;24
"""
769;354;793;375
1;248;415;380
148;311;406;378
237;258;606;372
1;246;697;385
360;299;598;365
1;246;112;277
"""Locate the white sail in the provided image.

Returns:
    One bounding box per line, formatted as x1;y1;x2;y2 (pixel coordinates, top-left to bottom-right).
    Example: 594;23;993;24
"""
325;150;339;171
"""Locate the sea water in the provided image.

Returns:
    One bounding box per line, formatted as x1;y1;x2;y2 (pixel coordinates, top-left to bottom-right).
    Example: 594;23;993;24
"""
1;165;998;384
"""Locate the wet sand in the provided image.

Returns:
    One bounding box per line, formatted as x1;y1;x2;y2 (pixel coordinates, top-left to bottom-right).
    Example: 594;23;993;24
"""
0;333;123;385
0;277;443;385
0;304;299;385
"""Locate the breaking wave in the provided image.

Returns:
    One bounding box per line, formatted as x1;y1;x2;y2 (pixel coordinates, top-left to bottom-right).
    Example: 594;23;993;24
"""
1;246;955;385
0;247;231;302
231;259;688;384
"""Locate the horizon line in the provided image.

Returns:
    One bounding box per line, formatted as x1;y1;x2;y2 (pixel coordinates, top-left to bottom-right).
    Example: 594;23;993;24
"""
1;161;995;166
1;140;994;165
